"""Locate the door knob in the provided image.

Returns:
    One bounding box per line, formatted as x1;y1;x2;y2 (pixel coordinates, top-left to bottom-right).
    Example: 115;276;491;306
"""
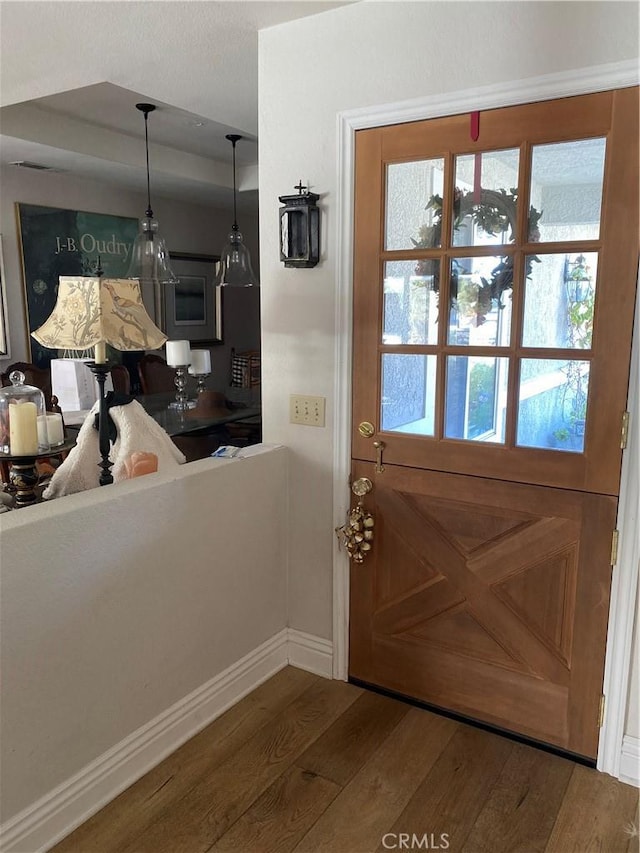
335;477;375;563
352;477;373;497
358;421;375;438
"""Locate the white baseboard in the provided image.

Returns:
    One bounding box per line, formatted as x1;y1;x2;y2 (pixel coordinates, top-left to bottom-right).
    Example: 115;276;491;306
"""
1;628;333;853
287;628;334;678
619;735;640;787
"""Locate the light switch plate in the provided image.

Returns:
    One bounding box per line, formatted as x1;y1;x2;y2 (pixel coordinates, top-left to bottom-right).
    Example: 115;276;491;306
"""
290;394;326;427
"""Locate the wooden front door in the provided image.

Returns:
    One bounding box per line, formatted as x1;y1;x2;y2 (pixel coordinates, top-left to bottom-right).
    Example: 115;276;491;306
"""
349;88;638;759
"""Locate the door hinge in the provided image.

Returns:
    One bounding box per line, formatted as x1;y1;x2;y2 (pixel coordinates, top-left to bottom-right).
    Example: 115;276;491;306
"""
610;530;619;566
621;411;630;449
598;694;606;728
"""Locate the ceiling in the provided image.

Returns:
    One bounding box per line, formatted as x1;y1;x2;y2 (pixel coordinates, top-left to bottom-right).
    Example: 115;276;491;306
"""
0;1;355;211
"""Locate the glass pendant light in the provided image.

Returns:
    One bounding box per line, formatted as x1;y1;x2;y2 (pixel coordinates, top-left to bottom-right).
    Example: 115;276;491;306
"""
126;103;178;324
215;134;259;287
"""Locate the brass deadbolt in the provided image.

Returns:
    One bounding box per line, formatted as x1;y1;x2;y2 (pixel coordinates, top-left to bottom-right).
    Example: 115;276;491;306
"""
358;421;375;438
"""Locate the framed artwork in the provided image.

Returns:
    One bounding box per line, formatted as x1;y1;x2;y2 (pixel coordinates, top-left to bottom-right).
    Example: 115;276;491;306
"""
16;203;139;368
165;252;222;344
0;235;9;357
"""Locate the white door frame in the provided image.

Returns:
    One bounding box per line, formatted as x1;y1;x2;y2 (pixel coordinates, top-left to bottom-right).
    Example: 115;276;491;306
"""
332;59;640;780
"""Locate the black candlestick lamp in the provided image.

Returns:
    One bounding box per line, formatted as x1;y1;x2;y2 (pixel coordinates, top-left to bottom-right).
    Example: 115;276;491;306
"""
31;261;167;487
86;365;115;485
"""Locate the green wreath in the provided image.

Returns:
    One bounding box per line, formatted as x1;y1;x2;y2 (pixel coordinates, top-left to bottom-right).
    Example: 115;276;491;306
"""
412;188;542;314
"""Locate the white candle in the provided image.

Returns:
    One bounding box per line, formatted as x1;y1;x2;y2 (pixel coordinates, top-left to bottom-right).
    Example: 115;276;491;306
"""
9;402;39;455
46;413;65;446
188;349;211;375
166;340;191;367
37;415;49;449
94;341;107;363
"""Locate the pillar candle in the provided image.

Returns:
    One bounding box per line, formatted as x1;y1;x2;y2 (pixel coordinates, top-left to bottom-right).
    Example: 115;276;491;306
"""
94;341;107;363
46;413;65;446
37;415;49;449
9;402;39;455
166;340;191;367
188;349;211;375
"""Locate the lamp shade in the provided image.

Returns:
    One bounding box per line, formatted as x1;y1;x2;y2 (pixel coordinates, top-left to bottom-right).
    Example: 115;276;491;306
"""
215;227;259;287
31;276;167;353
125;214;178;285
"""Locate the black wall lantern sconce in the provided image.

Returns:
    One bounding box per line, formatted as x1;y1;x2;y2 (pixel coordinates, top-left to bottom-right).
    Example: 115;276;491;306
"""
279;182;320;268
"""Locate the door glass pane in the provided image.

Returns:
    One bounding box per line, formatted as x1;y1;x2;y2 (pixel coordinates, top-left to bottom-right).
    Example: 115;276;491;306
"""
523;252;597;349
445;356;508;443
517;358;590;452
385;158;445;250
383;260;439;345
452;148;520;247
448;256;512;346
381;354;437;435
529;138;606;242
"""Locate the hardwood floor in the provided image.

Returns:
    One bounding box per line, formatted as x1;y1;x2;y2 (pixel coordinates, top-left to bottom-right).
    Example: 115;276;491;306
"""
52;667;639;853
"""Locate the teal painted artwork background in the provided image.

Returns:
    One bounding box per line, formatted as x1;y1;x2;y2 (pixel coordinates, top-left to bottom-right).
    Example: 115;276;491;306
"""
17;203;139;367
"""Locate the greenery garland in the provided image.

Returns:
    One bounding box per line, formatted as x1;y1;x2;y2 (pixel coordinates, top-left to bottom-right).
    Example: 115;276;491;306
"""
411;188;543;318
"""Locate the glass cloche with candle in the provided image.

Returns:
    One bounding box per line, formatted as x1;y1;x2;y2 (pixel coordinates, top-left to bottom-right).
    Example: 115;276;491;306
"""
0;371;50;455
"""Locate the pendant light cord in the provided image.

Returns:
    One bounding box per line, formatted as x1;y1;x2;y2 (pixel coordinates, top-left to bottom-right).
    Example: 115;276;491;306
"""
232;138;238;231
226;134;242;232
144;111;153;218
136;103;157;219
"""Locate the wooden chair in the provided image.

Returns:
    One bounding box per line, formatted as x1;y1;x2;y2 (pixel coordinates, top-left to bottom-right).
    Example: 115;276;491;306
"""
137;354;176;395
110;363;131;395
1;362;54;409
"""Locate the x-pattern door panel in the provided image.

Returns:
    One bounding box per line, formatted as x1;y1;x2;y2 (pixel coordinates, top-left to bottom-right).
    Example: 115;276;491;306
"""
349;461;617;757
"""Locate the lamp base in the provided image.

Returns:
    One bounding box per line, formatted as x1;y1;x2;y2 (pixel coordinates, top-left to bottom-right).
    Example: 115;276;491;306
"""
86;361;114;486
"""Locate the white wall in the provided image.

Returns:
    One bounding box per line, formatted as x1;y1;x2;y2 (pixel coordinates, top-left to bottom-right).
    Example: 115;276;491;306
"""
258;0;640;728
0;448;287;821
0;166;260;387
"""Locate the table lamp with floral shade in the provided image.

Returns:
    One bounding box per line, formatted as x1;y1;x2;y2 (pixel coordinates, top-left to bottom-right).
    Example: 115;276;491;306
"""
31;273;166;485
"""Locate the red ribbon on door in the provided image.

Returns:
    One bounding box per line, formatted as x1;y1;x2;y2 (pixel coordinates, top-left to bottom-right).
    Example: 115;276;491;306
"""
471;111;482;203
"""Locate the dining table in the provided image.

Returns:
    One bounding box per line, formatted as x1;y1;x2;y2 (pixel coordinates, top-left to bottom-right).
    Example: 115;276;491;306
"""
64;393;261;439
137;393;261;438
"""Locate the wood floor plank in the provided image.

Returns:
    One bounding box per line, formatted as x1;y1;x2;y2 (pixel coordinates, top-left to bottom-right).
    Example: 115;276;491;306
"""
545;764;639;853
121;678;361;853
211;765;341;853
375;725;514;853
624;803;639;853
461;742;575;853
294;708;458;853
52;666;316;853
50;672;640;853
294;689;409;786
